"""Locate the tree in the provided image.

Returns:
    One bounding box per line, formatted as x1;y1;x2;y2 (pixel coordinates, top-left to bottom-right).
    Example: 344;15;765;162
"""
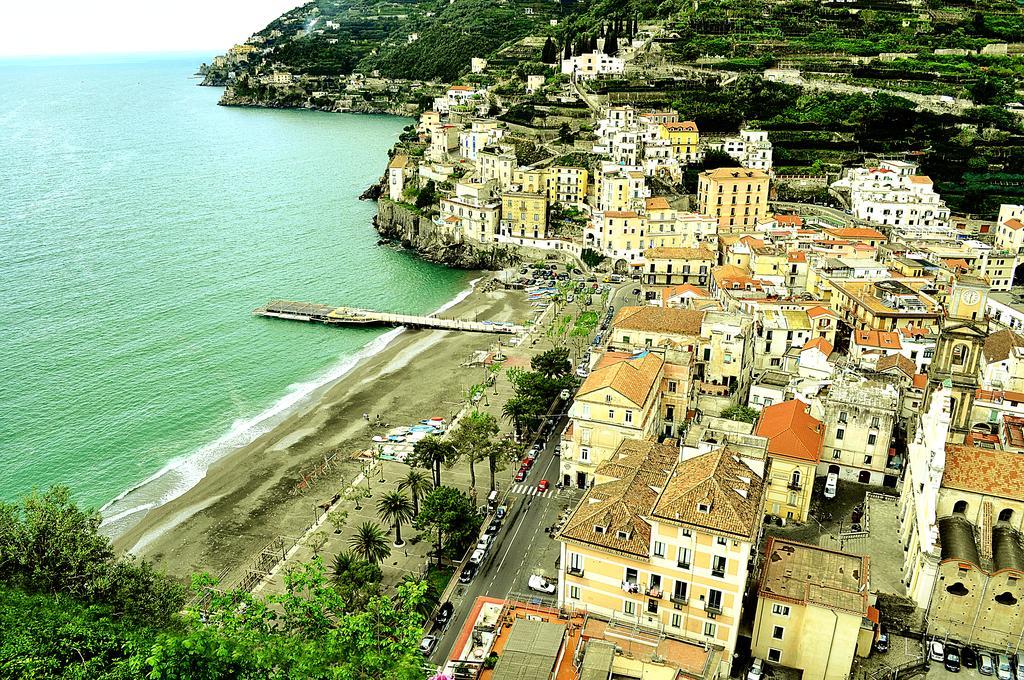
502;394;543;439
449;410;499;490
397;469;432;516
486;437;522;492
702;149;741;171
415;180;436;209
414;487;480;567
377;491;414;547
721;404;759;424
558;122;575;145
532;347;572;378
541;37;558;64
409;435;456;487
563;37;572;60
331;550;383;611
309;530;328;557
348;522;391;565
603;30;619;55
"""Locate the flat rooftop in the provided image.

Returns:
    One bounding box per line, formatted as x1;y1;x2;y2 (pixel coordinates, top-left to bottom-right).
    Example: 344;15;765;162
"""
759;538;869;616
492;618;566;680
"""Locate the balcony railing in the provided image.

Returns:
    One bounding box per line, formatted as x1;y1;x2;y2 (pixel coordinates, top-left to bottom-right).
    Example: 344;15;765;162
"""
787;481;802;491
711;569;725;579
568;566;584;577
706;602;723;615
645;586;663;598
677;560;691;570
621;581;641;594
670;594;689;606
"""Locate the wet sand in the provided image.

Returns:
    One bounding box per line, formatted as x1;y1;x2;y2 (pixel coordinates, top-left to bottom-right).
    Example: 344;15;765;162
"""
114;282;531;581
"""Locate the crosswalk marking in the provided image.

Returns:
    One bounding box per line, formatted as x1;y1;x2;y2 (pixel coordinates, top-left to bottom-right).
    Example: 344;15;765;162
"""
510;483;552;497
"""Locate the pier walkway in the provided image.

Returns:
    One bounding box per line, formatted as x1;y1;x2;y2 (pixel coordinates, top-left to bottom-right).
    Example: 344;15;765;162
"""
253;300;523;335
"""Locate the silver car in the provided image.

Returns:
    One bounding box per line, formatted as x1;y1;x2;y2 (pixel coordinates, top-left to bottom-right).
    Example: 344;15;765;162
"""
997;654;1012;680
979;652;995;676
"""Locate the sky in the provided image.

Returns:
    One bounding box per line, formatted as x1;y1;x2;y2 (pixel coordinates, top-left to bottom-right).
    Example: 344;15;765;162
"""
0;1;304;57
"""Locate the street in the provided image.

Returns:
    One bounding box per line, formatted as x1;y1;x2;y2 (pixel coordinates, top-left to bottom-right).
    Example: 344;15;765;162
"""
428;414;582;664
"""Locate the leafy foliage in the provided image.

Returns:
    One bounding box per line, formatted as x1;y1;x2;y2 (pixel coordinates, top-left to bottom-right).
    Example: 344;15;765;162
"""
413;486;480;566
721;405;759;424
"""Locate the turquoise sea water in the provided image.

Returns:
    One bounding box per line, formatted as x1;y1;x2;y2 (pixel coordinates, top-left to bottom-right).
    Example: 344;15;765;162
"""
0;55;471;522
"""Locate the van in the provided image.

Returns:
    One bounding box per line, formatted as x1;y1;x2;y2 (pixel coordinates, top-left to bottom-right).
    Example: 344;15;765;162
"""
824;473;838;499
486;490;499;512
747;658;764;680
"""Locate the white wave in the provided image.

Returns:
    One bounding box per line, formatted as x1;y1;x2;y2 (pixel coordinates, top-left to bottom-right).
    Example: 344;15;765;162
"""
100;276;481;533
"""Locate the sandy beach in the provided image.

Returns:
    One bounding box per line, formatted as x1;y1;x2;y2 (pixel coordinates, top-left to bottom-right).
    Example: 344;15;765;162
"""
114;279;533;581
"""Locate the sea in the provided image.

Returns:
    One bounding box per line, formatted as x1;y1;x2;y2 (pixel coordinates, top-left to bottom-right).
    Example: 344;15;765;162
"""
0;54;473;532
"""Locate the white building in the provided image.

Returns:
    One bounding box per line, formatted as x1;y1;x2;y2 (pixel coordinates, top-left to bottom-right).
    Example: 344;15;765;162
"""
832;160;950;236
561;51;625;80
707;129;774;172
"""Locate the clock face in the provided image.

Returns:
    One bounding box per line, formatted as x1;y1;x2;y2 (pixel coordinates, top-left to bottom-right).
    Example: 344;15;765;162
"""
962;290;980;306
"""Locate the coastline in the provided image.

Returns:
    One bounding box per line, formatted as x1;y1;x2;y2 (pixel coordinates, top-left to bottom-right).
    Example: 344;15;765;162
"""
113;277;531;581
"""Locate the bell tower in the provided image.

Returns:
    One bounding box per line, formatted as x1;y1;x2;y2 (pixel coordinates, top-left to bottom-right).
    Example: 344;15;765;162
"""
924;276;989;442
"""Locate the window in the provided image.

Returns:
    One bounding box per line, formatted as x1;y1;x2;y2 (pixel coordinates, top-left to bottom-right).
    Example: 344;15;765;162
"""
608;409;615;419
580;448;590;462
673;581;688;603
569;585;581;599
671;613;682;628
653;540;665;558
712;555;726;578
624;601;636;616
771;604;790;616
833;449;841;460
625;568;638;584
594;525;606;534
698;503;711;513
570;553;583;574
839;411;848;424
622;335;631;344
871;416;880;428
668;380;677;393
707;589;723;612
836;428;845;440
704;622;717;637
617;530;630;540
864;455;873;465
716;536;727;546
772;625;785;640
867;433;877;447
768;649;782;663
625;410;633;424
681;529;691;537
677;547;692;569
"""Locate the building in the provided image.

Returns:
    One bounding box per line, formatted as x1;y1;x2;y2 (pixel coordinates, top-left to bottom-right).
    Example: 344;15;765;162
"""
644;247;717;288
438;181;501;243
657;121;701;164
596;162;647;212
561;51;625;79
754;400;824;522
459;119;504;161
821;374;900;486
387;154;410;202
752;539;873;680
500;191;549;240
832;160;950;235
697;167;771;234
707;129;774;171
558;442;766;676
588;210;647;265
829;280;942;332
560;352;664;488
477;146;516;189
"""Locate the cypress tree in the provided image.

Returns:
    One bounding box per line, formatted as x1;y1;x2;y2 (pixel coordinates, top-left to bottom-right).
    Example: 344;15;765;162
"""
563;38;572;60
542;37;558;64
604;31;618;56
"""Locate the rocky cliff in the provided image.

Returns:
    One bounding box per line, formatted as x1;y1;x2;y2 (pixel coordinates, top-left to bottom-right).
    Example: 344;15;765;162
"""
373;199;521;270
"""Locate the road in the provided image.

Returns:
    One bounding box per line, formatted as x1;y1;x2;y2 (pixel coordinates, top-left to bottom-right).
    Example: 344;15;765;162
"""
428;416;581;664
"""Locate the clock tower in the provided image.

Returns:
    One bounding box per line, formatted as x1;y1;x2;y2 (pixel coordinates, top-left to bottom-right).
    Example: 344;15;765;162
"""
923;276;989;442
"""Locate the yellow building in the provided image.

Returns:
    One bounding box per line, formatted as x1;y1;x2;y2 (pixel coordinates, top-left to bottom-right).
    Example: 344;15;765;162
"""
657;121;700;164
560;352;663;489
697;167;770;234
830;280;942;332
753;400;824;523
644;246;717;288
558;442;767;677
752;538;873;680
588;210;648;265
500;191;549;239
548;165;589;205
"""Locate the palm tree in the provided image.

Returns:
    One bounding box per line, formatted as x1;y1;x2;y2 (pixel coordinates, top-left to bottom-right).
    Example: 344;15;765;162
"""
410;435;455;487
502;395;537;439
398;469;432;517
348;521;391;565
377;491;414;547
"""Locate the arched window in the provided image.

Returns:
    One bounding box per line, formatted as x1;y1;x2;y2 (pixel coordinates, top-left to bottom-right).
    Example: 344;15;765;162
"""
995;591;1018;606
952;344;967;367
953;500;969;514
946;582;969;596
791;470;801;487
998;508;1014;523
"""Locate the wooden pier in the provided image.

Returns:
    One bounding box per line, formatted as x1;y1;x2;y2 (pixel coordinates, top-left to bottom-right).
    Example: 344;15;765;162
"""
253;300;523;335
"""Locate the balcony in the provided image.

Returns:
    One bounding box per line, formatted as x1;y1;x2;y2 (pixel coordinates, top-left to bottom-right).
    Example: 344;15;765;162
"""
645;586;663;599
568;566;584;577
787;481;802;491
670;594;689;606
677;560;691;570
711;569;725;579
621;581;641;594
706;602;723;615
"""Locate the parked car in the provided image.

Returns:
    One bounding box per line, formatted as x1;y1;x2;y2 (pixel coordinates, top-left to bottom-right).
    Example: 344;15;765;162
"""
1014;654;1024;680
459;563;477;583
476;534;492;552
997;654;1013;680
824;473;839;499
945;645;962;673
576;365;588;378
419;635;438;656
528;574;556;594
522;457;534;469
979;652;995;676
486;519;501;535
747;658;764;680
962;646;977;669
537;479;550;493
929;640;945;662
515;467;527;482
495;505;507;520
469;548;485;565
875;631;889;654
434;602;454;629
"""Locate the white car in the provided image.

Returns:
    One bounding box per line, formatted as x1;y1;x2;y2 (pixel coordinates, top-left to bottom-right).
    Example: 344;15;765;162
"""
419;634;438;656
824;472;838;499
476;534;492;552
528;574;556;594
469;548;485;565
930;640;945;662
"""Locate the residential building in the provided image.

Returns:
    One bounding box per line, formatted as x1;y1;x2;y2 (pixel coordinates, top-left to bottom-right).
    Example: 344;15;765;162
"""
982;328;1024;392
832;160;950;235
644;247;717;288
477;146;516;189
558;443;766;677
500;191;549;240
829;280;942;332
993;203;1024;255
560;352;664;488
697;167;771;234
459;119;504;161
596;162;647;212
588;210;647;265
657;121;701;164
754;400;824;522
438;181;501;243
821;374;900;486
752;539;873;680
707;129;773;171
561;51;625;79
387;154;410;202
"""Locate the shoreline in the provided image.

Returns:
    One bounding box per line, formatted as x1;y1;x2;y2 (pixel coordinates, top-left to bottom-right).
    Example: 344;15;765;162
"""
113;277;531;581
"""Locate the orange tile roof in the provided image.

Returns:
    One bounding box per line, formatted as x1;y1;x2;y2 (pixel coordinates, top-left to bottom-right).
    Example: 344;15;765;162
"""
1003;218;1024;231
908;174;932;184
944;445;1024;501
448;85;474;91
604;210;640;219
806;305;837;319
900;325;930;338
754;400;824;464
703;167;770;180
645;196;670;211
613;306;705;336
876;353;915;378
652;448;766;540
854;330;902;350
775;214;803;226
664;283;711;299
825;227;886;240
787;251;807;263
802;337;833;355
913;373;928;389
577;351;663;407
662;121;698;131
